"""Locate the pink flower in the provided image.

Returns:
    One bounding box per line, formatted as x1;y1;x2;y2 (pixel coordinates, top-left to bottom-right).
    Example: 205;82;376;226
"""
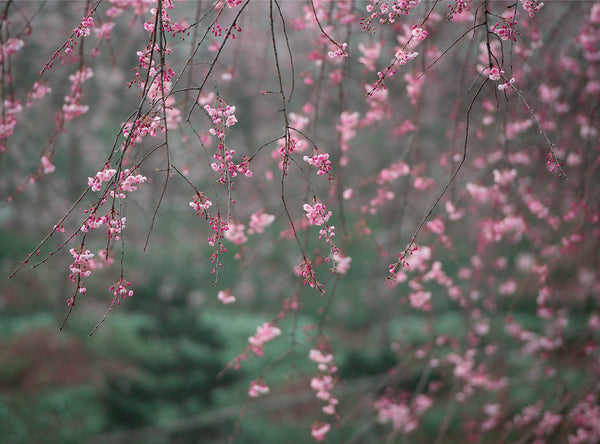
95;22;115;39
41;156;56;174
248;322;281;355
520;0;544;18
110;278;134;304
69;248;95;279
311;375;334;398
28;82;52;103
328;42;348;59
224;220;247;245
248;211;275;234
358;41;382;71
304;152;333;178
411;25;428;40
190;194;212;217
445;201;465;220
309;349;334;372
218;290;236;304
394;49;419;66
311;422;331;441
0;38;24;62
499;280;518;296
303;200;332;226
466;183;490;203
248;380;270;397
332;253;351;274
493;169;517;186
409;290;431;310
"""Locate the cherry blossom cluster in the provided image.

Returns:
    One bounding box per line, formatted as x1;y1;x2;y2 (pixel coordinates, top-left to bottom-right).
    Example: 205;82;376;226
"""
204;100;238;134
411;25;428;41
120;4;183;151
490;16;519;42
310;422;331;442
41;156;56;174
299;258;326;295
39;8;101;74
26;82;52;106
224;220;247;246
207;214;229;275
331;252;351;274
445;0;469;19
227;321;282;373
220;211;277;252
507;403;568;441
203;98;252;184
67;162;146;308
81;209;126;241
146;0;187;36
303;199;338;262
0;107;19;149
370;20;428;90
271;135;307;173
0;37;24;65
248;379;270;398
446;350;508;402
567;394;600;444
122;114;162;144
389;243;462;310
357;41;382;71
247;211;275;234
488;66;504;81
63;67;94;122
374;393;432;434
497;76;516;91
303;199;332;226
303;151;333;179
67;248;96;300
336;111;359;166
308;344;339;441
110;278;134;305
210;146;252;184
74;16;95;38
327;42;348;59
88;167;117;192
110;169;148;198
95;21;116;39
387;242;419;279
217;289;236;304
248;322;281;357
189;192;212;218
88;167;147;198
505;319;563;356
376;49;418;83
214;0;243;10
520;0;544;18
69;248;95;282
362;0;422;31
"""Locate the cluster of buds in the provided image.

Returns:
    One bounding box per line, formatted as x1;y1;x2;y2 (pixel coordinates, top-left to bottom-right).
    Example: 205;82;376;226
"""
189;192;213;218
299;258;326;295
74;16;95;37
110;278;134;305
